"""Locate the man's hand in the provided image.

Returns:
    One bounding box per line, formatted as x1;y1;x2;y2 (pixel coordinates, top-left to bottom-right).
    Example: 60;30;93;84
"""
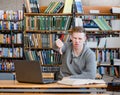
55;39;63;55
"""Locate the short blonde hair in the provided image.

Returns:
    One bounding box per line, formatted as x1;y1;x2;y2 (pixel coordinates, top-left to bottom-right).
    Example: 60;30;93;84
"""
70;26;85;34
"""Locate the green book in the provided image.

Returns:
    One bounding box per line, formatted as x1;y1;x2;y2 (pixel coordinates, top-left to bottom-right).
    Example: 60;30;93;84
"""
49;2;59;13
53;2;64;13
64;16;72;30
30;16;35;30
93;19;105;30
60;16;67;30
101;18;112;30
44;2;56;13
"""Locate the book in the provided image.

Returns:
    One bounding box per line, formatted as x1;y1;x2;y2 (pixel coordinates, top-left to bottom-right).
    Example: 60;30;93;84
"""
98;37;120;49
57;78;106;86
25;0;40;13
75;17;83;26
37;51;43;65
93;18;112;31
106;37;120;48
114;59;120;66
84;28;99;31
86;41;98;48
100;18;112;30
49;2;59;13
111;19;120;31
114;67;119;77
98;37;106;48
63;0;73;13
44;2;56;13
111;7;120;13
75;0;83;13
53;2;64;13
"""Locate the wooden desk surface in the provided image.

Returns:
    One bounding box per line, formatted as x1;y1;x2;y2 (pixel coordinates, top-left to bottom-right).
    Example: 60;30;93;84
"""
0;93;110;95
0;80;107;89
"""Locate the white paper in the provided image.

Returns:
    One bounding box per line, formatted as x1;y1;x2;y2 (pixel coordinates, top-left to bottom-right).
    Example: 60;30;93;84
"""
57;78;106;86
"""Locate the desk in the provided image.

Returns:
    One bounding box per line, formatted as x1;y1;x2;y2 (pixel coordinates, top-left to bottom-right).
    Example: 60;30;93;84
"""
0;93;109;95
0;80;107;94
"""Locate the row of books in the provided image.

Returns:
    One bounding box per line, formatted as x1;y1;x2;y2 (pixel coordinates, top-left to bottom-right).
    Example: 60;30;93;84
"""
0;33;22;44
0;47;23;58
0;21;23;30
42;66;60;72
25;16;72;31
44;1;64;13
0;10;23;20
0;60;15;71
98;66;119;77
82;15;117;20
94;49;119;64
38;50;61;65
24;50;61;65
25;15;120;32
86;37;120;48
24;33;51;48
25;0;84;13
83;20;99;28
24;33;70;48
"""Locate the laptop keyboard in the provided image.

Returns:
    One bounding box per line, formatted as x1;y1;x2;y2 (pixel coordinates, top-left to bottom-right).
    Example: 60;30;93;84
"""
43;78;55;83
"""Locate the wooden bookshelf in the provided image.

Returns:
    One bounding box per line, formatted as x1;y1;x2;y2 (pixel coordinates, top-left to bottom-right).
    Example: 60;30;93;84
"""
24;5;120;77
0;10;24;72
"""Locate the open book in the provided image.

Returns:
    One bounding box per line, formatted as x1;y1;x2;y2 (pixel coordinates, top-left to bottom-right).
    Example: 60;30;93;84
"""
57;78;106;86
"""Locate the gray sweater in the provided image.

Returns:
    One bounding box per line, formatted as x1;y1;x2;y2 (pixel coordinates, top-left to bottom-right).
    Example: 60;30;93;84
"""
54;42;96;80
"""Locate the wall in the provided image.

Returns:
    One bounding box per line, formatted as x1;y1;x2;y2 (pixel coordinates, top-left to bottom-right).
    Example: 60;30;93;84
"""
0;0;120;10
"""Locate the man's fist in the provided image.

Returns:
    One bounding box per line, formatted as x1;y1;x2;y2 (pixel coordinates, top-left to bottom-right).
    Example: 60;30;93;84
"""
55;39;63;48
55;39;63;55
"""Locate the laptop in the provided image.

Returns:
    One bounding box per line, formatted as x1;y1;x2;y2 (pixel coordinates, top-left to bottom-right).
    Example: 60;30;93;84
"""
14;60;56;84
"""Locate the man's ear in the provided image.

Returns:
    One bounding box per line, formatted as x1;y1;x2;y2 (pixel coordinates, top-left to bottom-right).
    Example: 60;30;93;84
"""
84;36;87;42
70;35;72;41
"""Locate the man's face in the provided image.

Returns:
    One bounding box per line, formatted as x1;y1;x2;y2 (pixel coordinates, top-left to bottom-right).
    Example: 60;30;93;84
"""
71;32;86;49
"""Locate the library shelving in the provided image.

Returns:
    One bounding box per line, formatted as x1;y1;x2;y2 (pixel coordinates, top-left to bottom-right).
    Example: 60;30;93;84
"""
24;5;120;78
79;6;120;78
0;10;24;72
24;12;72;74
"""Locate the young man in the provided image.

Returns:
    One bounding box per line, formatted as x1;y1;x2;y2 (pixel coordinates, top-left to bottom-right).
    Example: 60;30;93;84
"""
54;26;96;80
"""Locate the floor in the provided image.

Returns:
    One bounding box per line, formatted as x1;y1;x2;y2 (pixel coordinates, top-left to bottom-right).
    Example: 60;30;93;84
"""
102;75;120;95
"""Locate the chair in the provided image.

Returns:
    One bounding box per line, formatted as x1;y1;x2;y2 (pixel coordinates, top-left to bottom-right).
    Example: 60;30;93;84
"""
0;73;15;80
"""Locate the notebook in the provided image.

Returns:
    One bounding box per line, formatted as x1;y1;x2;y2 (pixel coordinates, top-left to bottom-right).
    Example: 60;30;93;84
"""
14;60;56;84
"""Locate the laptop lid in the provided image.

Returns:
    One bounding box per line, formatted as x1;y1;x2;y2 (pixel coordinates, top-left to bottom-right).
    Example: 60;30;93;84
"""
14;60;54;84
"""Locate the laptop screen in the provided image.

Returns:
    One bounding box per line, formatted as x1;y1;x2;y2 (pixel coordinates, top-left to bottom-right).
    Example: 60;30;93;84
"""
14;60;44;83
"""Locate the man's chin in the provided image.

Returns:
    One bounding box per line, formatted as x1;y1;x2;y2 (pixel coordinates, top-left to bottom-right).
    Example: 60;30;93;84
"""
74;46;79;49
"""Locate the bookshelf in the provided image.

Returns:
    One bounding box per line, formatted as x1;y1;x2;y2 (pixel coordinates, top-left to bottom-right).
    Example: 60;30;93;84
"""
0;10;24;72
24;5;120;78
79;6;120;78
24;12;72;75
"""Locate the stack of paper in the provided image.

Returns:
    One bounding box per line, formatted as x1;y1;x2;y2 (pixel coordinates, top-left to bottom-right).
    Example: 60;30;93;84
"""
57;78;106;86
